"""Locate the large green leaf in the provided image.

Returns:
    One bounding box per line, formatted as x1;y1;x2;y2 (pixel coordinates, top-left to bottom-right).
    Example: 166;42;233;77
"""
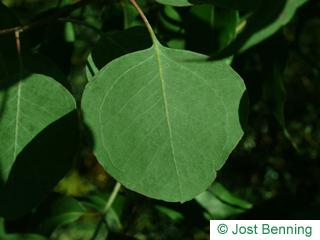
0;70;78;219
82;38;248;202
155;0;262;10
212;0;309;59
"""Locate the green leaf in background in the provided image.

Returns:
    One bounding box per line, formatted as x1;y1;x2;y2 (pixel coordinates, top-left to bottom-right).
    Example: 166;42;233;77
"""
239;0;309;53
120;0;142;29
81;190;125;231
0;217;5;235
267;63;299;150
185;4;238;57
37;195;87;236
196;182;252;220
82;36;248;202
0;70;78;219
155;0;192;7
191;0;263;11
156;6;185;50
0;234;49;240
259;33;299;151
260;35;288;129
212;0;309;59
155;205;184;221
155;0;262;10
86;26;152;80
158;6;182;33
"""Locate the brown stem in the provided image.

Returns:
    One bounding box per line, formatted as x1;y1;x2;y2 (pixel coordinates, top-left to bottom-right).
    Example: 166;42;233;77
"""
15;31;21;55
15;30;24;73
127;0;156;42
0;0;93;35
57;18;104;35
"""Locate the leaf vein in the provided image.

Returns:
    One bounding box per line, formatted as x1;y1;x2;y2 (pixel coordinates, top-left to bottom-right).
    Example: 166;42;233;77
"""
154;43;183;198
122;117;166;172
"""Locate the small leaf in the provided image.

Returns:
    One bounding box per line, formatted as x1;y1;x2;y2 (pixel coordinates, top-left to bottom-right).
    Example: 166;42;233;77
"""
259;34;299;151
158;6;183;34
239;0;309;53
82;37;248;202
81;190;125;231
212;0;310;59
157;6;185;50
155;0;263;11
37;195;87;236
195;182;252;220
155;205;184;221
0;71;78;219
120;0;142;29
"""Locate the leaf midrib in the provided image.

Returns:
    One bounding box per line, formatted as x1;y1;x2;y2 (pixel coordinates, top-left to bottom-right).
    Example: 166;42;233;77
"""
153;42;183;198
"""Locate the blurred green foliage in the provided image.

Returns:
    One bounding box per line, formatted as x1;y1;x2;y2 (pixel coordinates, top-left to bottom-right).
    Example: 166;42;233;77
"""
0;0;320;239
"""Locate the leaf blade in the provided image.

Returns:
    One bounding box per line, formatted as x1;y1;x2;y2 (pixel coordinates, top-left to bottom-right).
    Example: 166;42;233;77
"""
82;42;247;202
0;71;78;219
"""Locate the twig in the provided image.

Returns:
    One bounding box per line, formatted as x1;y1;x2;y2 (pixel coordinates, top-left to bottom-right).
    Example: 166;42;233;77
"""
57;18;104;35
128;0;156;42
0;0;93;35
15;31;21;55
15;30;23;73
90;181;122;240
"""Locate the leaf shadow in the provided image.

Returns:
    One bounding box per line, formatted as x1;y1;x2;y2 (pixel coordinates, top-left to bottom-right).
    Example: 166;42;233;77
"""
0;110;79;220
81;121;94;151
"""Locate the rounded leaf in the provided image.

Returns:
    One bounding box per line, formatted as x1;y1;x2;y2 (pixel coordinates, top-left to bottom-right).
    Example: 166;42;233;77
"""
82;42;248;202
0;71;78;219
